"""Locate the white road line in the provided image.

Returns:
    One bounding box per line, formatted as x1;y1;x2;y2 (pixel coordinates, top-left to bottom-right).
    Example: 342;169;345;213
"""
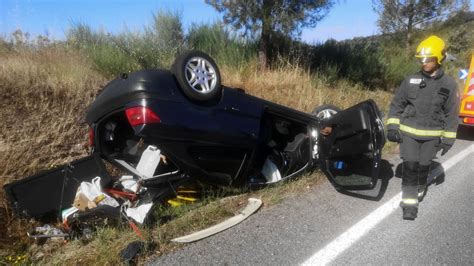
301;143;474;266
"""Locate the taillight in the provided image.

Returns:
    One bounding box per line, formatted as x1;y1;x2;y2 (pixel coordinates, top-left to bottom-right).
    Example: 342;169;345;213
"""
88;127;95;147
464;117;474;124
125;106;161;126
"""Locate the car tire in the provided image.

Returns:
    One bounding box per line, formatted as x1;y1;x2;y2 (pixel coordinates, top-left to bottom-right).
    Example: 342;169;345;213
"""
311;104;341;120
171;50;222;102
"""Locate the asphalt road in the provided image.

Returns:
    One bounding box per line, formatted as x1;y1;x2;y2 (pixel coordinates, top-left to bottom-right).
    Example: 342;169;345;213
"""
149;138;474;265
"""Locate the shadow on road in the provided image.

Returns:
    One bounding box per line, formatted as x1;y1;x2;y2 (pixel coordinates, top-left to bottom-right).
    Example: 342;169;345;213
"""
456;125;474;141
334;141;454;202
321;118;472;203
394;161;445;186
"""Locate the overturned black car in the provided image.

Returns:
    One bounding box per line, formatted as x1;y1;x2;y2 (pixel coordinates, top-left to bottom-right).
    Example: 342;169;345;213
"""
5;51;386;221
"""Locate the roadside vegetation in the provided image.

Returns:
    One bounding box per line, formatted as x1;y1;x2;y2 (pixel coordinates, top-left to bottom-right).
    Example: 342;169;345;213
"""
1;9;472;264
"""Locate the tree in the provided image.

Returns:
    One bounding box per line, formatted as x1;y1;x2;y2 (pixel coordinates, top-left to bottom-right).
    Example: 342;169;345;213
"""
372;0;470;51
206;0;335;70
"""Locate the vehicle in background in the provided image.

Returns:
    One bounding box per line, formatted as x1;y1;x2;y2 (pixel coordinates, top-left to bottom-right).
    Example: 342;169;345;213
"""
459;52;474;126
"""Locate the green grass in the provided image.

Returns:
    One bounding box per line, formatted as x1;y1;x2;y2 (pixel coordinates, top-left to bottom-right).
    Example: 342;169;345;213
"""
187;22;257;67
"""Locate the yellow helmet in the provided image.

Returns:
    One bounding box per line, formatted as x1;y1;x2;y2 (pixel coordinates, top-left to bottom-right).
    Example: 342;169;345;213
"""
415;35;446;64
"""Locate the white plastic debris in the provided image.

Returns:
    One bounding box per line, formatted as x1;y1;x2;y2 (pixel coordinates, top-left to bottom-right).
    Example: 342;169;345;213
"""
73;176;119;211
136;145;161;180
261;158;282;183
120;175;139;193
125;202;153;224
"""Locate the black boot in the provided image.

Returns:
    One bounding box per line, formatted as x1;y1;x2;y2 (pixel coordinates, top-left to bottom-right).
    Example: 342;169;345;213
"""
402;206;418;220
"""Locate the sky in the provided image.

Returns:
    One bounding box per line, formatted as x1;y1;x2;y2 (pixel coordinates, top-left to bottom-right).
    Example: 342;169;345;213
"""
1;0;473;44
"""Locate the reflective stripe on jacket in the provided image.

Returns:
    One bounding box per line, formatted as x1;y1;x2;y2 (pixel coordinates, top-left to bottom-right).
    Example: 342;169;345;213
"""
387;69;459;145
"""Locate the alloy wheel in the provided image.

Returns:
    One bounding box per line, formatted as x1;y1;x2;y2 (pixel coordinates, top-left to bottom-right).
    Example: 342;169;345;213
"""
185;57;217;94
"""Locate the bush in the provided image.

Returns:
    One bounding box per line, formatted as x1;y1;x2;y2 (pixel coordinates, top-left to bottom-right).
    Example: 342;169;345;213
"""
187;22;257;67
311;38;386;88
66;10;185;76
66;23;136;76
377;45;418;89
0;36;12;53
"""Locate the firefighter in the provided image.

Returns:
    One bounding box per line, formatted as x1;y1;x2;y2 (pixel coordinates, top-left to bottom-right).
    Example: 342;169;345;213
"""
386;35;460;220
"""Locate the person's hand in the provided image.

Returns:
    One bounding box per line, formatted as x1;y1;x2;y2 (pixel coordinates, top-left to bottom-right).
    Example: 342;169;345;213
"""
387;129;402;143
319;126;332;136
439;142;452;156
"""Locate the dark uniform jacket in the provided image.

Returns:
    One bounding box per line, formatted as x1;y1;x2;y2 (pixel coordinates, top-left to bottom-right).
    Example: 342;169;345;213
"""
387;69;460;145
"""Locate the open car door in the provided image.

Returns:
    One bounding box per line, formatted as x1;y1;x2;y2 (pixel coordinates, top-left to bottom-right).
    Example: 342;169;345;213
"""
318;100;386;190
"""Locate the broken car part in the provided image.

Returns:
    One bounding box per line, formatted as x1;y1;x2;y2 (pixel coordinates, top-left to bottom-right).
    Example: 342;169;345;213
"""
4;155;111;220
27;225;69;239
171;198;263;243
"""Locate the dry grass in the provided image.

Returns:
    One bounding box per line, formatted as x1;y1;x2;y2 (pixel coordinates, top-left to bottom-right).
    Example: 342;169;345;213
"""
0;48;396;263
220;60;394;114
0;48;106;178
0;47;106;253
